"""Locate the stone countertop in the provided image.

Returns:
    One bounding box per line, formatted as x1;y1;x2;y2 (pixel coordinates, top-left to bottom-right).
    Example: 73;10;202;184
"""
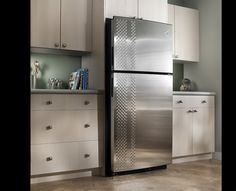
173;91;216;96
31;89;103;94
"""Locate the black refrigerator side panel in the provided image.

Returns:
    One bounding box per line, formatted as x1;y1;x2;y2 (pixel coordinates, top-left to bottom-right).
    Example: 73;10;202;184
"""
105;18;113;176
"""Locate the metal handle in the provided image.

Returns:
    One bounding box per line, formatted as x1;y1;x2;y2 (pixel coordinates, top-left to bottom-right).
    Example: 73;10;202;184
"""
62;43;67;48
177;100;183;104
84;154;90;158
84;124;90;128
46;125;53;130
193;110;197;113
54;42;59;47
84;101;90;105
187;110;193;113
175;55;179;58
46;100;52;105
46;157;53;161
201;100;207;103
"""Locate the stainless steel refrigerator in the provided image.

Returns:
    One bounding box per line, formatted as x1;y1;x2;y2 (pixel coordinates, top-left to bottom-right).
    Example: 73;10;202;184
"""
105;16;173;176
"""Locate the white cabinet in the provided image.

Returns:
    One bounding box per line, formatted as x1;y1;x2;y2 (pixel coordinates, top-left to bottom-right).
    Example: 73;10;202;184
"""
105;0;168;23
31;0;92;52
173;95;215;157
138;0;168;23
31;94;99;175
168;4;199;62
105;0;138;18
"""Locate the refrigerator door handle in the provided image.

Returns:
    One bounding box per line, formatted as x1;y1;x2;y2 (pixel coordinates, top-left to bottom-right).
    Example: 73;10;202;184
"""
111;46;114;70
111;74;114;97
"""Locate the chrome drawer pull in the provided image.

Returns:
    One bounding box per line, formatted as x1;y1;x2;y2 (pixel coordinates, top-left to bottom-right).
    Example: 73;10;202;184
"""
177;100;183;104
46;157;53;161
84;124;90;128
201;100;207;103
46;100;52;105
84;154;90;158
84;101;90;105
46;125;53;130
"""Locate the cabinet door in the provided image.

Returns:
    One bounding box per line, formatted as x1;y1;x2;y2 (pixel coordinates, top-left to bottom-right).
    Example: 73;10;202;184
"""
105;0;137;18
168;4;175;58
138;0;168;23
173;108;193;157
174;6;199;62
61;0;92;51
192;108;214;154
31;0;60;49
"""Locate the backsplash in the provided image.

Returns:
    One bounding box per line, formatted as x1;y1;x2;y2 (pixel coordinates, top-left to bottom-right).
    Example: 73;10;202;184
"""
173;63;184;91
31;53;81;89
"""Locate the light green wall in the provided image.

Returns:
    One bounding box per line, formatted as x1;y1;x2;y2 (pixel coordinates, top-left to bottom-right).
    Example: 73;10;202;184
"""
31;53;81;89
184;0;222;153
173;64;184;91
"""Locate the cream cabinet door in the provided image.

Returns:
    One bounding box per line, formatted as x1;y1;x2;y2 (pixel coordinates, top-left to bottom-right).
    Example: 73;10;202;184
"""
61;0;92;51
172;108;193;157
174;5;199;62
31;0;60;48
192;108;215;154
138;0;168;23
105;0;137;18
168;4;175;58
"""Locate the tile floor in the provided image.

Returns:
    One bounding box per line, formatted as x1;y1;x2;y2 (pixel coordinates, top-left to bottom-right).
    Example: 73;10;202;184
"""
31;159;221;191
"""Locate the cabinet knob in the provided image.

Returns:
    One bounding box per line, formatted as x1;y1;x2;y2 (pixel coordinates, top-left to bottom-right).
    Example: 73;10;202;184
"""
84;154;90;158
174;55;179;58
201;100;207;103
46;100;52;105
46;157;53;161
177;100;183;104
46;125;53;130
62;43;67;48
84;124;90;128
84;101;90;105
187;110;193;113
54;42;59;48
193;110;197;113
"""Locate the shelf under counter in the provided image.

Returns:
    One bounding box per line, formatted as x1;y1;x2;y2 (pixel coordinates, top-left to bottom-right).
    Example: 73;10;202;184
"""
31;89;103;94
173;91;216;96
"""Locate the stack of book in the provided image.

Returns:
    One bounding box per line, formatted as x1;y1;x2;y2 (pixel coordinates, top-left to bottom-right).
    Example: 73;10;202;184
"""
68;68;89;90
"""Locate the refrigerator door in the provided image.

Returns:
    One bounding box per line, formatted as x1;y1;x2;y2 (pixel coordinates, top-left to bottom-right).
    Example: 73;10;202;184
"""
112;17;172;73
111;73;172;173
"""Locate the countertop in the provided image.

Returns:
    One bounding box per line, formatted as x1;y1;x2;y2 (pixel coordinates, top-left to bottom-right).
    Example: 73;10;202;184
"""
173;91;216;96
31;89;103;94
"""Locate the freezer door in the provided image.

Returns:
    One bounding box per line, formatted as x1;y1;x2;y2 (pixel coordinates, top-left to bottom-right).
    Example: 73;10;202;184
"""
113;17;172;73
111;73;172;172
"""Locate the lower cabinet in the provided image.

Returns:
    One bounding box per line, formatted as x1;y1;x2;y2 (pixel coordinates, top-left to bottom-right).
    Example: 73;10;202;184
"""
173;95;215;157
31;141;98;175
31;93;99;176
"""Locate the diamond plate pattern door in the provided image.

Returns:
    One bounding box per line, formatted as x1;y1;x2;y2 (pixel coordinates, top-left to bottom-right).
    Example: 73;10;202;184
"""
112;73;136;172
113;17;136;71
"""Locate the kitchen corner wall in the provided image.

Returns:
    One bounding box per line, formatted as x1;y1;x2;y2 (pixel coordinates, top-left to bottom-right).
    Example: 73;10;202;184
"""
31;53;81;89
184;0;222;158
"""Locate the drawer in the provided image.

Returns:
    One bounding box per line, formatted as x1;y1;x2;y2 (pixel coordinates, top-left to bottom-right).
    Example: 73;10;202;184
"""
173;96;191;108
31;94;97;110
31;110;98;144
192;96;214;108
31;141;99;175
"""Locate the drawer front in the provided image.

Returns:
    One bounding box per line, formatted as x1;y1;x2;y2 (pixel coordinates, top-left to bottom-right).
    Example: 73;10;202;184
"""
173;95;191;108
31;110;98;144
192;96;214;108
31;94;97;110
31;141;99;175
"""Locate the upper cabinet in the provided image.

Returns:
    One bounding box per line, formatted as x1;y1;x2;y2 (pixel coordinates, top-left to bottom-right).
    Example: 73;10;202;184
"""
138;0;168;23
105;0;168;23
168;4;199;62
31;0;92;52
105;0;138;18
